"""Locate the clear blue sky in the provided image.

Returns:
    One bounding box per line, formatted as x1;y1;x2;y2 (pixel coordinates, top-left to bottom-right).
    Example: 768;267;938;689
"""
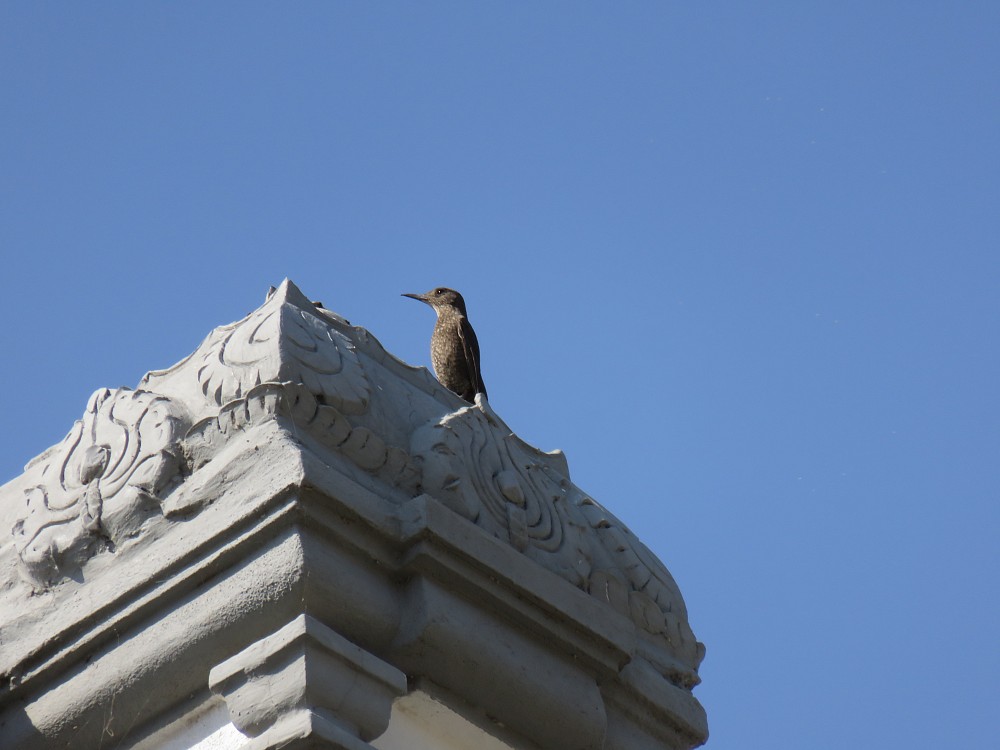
2;4;997;748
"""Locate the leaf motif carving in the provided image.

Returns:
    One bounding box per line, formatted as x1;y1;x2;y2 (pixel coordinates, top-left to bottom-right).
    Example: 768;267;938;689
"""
411;405;704;672
11;388;186;588
193;283;370;414
411;407;591;587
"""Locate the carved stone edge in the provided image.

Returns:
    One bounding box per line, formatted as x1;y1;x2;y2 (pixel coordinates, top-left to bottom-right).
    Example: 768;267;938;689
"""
139;279;372;416
9;387;189;590
0;522;312;748
6;276;699;677
394;493;633;680
300;452;708;745
387;492;708;748
176;381;420;516
209;614;406;750
603;658;710;749
0;426;707;750
0;425;311;704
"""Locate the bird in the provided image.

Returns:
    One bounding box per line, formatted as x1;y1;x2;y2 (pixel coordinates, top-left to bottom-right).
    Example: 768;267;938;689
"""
402;287;487;403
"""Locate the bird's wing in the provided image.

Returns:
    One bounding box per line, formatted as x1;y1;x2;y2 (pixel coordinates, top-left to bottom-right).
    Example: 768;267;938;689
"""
457;317;487;397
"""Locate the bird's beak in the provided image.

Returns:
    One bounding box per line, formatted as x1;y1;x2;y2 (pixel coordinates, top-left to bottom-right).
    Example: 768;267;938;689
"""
402;293;428;304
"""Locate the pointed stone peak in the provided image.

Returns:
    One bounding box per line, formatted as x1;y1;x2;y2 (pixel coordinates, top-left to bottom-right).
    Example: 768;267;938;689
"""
270;277;313;309
267;278;352;326
139;278;371;418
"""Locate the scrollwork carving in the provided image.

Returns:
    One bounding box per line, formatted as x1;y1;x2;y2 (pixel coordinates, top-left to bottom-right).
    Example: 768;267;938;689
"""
411;406;592;588
179;382;420;513
411;405;704;673
160;281;371;415
11;388;186;588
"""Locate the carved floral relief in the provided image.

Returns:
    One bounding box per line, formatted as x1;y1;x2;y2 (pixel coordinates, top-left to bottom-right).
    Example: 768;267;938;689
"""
180;380;420;503
188;288;371;415
411;404;702;668
11;388;186;588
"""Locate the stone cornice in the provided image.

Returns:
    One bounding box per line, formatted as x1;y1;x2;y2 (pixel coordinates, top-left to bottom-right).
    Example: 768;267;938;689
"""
0;280;707;749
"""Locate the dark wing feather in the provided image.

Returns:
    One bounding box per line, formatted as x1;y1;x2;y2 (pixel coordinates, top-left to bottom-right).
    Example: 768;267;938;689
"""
457;317;487;399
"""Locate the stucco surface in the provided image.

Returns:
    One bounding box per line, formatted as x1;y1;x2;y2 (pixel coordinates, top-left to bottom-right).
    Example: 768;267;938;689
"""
0;281;706;749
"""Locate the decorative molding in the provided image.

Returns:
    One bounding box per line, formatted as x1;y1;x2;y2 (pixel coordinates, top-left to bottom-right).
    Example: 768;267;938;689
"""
176;381;420;516
411;404;704;676
11;387;186;588
141;280;371;416
3;278;702;670
602;657;709;749
209;614;407;750
0;278;706;748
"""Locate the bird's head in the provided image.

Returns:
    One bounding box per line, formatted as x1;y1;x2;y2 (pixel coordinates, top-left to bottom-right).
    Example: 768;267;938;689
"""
402;287;467;315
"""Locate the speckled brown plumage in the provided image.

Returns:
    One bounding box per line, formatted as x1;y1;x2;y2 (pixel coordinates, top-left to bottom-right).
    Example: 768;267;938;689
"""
402;287;487;403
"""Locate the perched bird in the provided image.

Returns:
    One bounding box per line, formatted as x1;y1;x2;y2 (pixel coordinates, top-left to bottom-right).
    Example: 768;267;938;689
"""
402;287;487;403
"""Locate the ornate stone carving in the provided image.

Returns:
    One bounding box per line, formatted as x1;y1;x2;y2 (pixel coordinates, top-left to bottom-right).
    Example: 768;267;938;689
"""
142;280;371;416
178;381;420;513
11;388;186;588
411;405;704;673
0;279;706;749
4;279;699;670
579;501;705;680
411;406;592;587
